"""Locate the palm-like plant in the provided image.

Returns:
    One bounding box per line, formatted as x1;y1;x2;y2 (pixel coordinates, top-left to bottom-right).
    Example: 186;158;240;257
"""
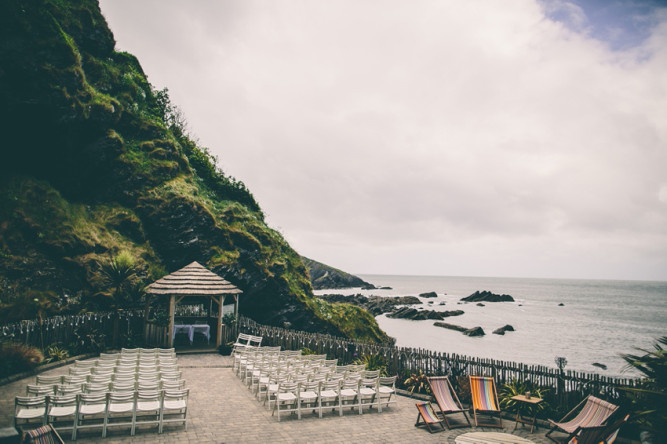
99;251;137;307
621;337;667;441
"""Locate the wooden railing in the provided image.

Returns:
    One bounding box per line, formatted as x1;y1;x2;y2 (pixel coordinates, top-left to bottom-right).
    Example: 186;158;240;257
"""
237;315;639;414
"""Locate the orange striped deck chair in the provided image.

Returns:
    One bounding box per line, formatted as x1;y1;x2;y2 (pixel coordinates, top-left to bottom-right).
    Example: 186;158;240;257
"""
415;402;446;433
547;395;619;442
469;376;503;428
427;376;471;429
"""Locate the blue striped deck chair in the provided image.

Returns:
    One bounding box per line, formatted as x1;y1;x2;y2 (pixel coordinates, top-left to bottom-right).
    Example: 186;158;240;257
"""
415;402;446;433
469;376;503;428
547;395;619;442
427;376;471;429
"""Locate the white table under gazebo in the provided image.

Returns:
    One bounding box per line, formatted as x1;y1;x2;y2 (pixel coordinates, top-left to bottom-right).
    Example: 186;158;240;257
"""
144;261;243;348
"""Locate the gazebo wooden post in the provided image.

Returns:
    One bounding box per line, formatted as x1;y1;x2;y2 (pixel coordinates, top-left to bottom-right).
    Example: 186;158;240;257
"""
216;295;226;347
168;294;176;348
233;294;239;337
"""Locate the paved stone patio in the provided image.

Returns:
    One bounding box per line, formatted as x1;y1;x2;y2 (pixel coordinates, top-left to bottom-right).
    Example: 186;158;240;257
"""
1;354;558;443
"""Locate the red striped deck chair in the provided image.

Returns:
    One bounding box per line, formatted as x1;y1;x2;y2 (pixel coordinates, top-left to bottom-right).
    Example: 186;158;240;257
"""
546;395;619;443
567;414;629;444
469;376;503;428
427;376;471;429
415;402;446;433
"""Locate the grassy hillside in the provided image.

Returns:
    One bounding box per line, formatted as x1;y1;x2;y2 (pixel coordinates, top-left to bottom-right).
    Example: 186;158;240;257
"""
0;0;389;343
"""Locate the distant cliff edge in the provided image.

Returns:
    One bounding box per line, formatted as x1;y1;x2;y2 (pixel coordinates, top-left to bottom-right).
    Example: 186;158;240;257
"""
301;257;375;290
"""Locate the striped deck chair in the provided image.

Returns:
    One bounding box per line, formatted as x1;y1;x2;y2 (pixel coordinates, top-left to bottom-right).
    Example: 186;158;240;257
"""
546;395;619;443
427;376;471;429
469;376;503;428
567;414;629;444
415;402;446;433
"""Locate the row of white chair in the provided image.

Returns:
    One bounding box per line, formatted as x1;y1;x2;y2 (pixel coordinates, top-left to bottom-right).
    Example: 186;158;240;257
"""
27;379;187;396
14;389;189;440
269;376;397;421
73;358;178;369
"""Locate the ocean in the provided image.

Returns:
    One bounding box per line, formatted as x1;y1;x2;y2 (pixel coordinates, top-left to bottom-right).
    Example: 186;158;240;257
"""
314;275;667;378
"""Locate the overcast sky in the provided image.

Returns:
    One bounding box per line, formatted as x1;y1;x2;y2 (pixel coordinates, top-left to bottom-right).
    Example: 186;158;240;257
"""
99;0;667;281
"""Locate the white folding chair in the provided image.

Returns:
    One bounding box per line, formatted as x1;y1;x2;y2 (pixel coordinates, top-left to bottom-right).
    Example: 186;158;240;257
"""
26;384;54;397
103;391;134;437
159;389;189;433
73;393;107;440
358;377;379;414
14;396;47;428
36;375;63;386
272;382;298;421
378;376;397;411
339;379;361;416
134;390;161;435
47;394;78;440
297;381;320;420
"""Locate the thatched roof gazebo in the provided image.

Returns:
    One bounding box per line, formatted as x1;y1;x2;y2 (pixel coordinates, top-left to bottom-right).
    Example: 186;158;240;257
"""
145;261;242;348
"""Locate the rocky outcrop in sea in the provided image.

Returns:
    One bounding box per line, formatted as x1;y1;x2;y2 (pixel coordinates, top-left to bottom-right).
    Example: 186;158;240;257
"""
461;290;515;302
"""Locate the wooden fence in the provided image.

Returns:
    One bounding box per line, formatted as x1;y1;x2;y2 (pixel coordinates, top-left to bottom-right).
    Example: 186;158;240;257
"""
0;311;146;352
237;316;639;414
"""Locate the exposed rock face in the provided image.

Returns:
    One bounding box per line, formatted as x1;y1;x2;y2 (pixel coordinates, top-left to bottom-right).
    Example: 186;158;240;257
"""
317;294;421;316
419;292;438;298
434;322;485;336
302;257;375;290
461;290;514;303
389;307;464;321
492;325;515;335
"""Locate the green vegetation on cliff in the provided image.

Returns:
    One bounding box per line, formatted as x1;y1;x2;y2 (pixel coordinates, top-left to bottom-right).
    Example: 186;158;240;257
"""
0;0;389;343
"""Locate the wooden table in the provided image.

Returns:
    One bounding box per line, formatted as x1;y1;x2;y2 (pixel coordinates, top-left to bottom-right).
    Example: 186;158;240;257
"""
511;394;543;433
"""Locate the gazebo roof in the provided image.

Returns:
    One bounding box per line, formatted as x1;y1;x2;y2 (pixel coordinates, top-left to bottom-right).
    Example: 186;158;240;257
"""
146;261;243;296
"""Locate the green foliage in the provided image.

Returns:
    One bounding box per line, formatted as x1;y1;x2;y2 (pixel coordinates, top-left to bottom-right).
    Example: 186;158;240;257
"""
97;251;144;309
151;311;171;327
620;337;667;440
499;379;549;416
0;289;63;324
0;342;44;378
43;343;70;363
404;369;431;395
222;313;237;326
353;353;389;376
301;347;318;356
68;327;106;355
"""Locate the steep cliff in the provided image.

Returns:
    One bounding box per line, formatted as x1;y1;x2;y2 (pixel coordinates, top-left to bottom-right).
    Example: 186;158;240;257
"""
302;257;375;290
0;0;389;343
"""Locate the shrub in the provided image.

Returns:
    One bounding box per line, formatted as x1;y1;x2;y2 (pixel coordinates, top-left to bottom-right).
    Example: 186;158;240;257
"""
353;353;389;376
301;347;317;356
499;379;549;417
43;344;70;363
404;369;431;395
620;337;667;441
0;342;44;377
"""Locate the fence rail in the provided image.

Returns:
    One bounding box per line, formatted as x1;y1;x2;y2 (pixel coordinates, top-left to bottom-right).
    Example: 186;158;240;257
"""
236;316;640;413
1;311;641;414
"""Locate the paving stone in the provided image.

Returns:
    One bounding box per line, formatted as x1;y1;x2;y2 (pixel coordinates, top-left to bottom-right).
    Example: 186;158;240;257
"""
0;353;555;443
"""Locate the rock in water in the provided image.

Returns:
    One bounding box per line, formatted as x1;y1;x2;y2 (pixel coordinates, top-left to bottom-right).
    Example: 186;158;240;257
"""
592;362;607;370
464;326;485;337
433;322;485;336
419;291;438;298
492;325;515;335
460;290;514;302
476;303;485;307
